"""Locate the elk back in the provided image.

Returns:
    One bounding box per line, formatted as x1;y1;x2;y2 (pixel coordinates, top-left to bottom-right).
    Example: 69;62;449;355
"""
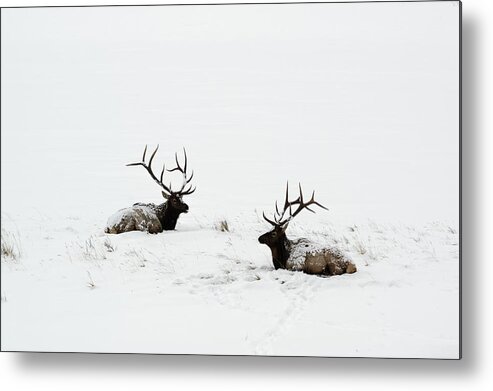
286;239;357;276
105;204;162;234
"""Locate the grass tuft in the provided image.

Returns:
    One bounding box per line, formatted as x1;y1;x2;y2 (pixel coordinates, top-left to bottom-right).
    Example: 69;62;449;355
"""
86;271;96;289
1;229;21;261
79;236;106;261
103;237;116;252
216;219;230;232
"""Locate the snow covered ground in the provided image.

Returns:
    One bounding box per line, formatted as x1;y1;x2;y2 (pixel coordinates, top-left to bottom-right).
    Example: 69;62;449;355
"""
1;209;459;358
1;2;459;358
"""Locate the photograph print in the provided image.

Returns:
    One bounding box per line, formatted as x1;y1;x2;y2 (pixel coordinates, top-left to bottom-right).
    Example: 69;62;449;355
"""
0;1;460;358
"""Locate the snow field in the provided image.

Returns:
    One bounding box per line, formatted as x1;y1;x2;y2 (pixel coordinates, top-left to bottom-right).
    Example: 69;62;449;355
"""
1;210;459;357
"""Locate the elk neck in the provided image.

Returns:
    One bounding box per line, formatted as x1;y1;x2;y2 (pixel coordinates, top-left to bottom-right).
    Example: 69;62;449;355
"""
156;202;183;231
269;234;291;270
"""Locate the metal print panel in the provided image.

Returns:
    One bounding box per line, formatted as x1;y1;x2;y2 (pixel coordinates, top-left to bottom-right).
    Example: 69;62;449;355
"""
0;1;461;358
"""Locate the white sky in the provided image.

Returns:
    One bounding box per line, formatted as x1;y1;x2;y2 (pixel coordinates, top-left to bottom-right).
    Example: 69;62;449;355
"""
1;2;460;224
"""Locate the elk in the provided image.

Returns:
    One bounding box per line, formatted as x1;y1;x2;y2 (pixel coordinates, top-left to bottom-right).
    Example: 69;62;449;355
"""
258;183;357;276
105;145;195;234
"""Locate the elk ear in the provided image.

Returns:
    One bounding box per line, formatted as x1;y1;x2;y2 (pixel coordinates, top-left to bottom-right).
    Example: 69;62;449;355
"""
162;191;170;199
281;222;289;232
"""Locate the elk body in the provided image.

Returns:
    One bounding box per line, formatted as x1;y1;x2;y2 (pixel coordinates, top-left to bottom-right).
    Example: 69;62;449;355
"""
258;184;357;276
105;146;195;234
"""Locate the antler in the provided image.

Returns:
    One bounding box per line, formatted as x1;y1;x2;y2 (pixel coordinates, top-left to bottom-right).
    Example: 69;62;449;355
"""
127;145;196;196
262;182;328;227
167;148;196;196
281;183;328;225
126;145;173;195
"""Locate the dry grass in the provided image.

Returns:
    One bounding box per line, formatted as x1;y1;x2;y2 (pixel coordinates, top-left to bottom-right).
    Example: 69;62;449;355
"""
216;219;230;232
353;237;368;255
125;248;148;268
103;237;116;252
79;236;107;261
86;271;96;289
1;229;21;261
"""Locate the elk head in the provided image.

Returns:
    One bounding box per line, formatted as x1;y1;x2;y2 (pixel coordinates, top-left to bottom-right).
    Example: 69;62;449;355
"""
258;183;328;269
127;145;196;229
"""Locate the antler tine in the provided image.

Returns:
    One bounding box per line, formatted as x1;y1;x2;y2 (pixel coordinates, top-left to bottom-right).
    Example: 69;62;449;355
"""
308;189;329;211
185;170;194;185
262;211;277;226
160;163;166;184
148;144;159;168
175;151;180;170
180;185;196;196
287;183;306;220
274;182;301;225
126;145;173;195
167;147;194;195
274;182;290;223
284;181;289;209
276;183;328;226
167;156;182;173
181;182;193;193
263;182;300;227
142;145;148;162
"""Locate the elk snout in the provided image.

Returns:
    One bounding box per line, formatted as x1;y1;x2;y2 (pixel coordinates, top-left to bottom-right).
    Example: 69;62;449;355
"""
182;203;189;213
258;234;267;244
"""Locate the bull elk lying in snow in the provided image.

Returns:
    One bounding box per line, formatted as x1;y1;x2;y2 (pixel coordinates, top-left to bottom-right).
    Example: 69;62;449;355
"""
105;145;195;234
258;184;357;276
